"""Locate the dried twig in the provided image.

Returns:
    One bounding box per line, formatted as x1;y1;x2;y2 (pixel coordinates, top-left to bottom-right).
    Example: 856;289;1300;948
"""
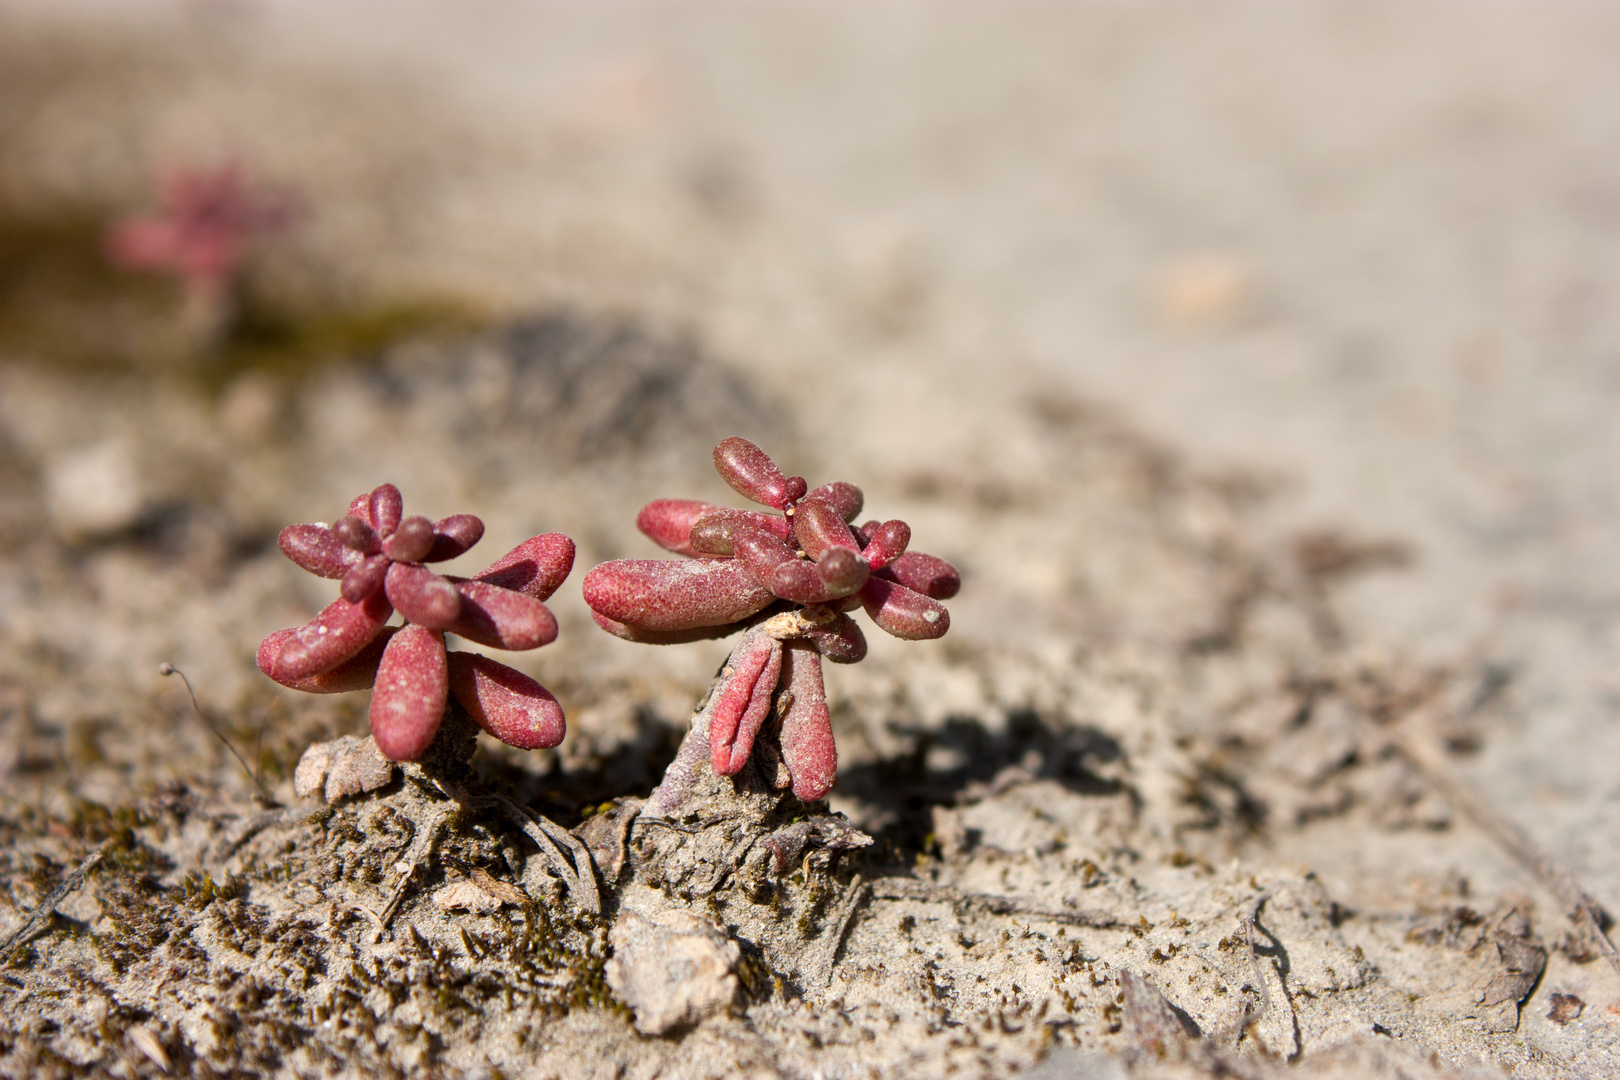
0;848;105;958
1391;726;1620;984
868;877;1130;930
814;874;869;990
488;792;601;916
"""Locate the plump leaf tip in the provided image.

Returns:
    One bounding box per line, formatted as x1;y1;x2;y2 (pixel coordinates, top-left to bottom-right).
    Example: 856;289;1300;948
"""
259;483;573;761
582;437;960;800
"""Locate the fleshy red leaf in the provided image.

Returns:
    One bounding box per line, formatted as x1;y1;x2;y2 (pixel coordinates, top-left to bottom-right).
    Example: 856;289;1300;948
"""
384;561;461;628
475;533;575;601
802;614;867;664
333;514;378;553
590;609;750;645
709;633;784;776
382;515;435;563
347;493;371;524
278;524;358;579
257;627;395;693
263;592;394;681
805;481;863;523
425;514;485;562
733;526;800;591
769;559;831;605
341;553;389;603
369;625;448;761
637;499;719;557
447;652;565;750
859;576;950;640
815;547;869;596
792;497;860;560
446;581;558;650
369;483;403;538
583;558;774;632
689;507;792;557
779;644;835;801
881;551;960;600
861;520;911;570
713;436;795;509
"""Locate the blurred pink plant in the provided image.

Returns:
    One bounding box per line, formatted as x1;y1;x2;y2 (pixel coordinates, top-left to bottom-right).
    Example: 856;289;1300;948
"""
583;437;959;802
257;484;575;762
105;161;300;296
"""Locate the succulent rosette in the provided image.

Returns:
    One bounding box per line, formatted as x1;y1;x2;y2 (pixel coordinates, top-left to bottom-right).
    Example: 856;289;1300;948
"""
582;437;959;801
257;483;575;761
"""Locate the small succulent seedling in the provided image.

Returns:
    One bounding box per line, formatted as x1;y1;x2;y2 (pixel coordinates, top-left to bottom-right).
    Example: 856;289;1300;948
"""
105;161;300;300
583;437;959;804
257;483;575;762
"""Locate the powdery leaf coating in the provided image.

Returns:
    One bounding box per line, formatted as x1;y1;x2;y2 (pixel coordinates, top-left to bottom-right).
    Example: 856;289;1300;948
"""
264;592;394;682
815;547;869;595
637;499;720;557
370;625;448;761
474;534;576;602
382;515;436;563
779;644;835;801
806;481;863;523
334;514;378;553
426;514;485;562
881;551;961;600
733;527;799;590
257;627;396;694
384;560;461;628
447;580;559;650
861;520;911;570
714;436;800;510
369;483;403;537
448;652;565;750
859;575;950;640
583;558;774;632
792;497;861;560
709;633;784;776
340;553;389;604
591;610;746;646
279;524;358;579
689;507;792;557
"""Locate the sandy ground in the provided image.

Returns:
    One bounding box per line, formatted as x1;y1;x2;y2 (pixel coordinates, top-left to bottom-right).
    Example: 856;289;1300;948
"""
1;3;1619;1077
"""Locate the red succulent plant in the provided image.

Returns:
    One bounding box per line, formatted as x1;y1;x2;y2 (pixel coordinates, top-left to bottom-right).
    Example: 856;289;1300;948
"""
582;437;959;802
257;484;575;762
105;161;300;298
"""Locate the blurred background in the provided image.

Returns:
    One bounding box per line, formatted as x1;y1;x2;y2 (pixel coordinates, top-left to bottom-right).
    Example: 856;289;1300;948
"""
2;0;1619;957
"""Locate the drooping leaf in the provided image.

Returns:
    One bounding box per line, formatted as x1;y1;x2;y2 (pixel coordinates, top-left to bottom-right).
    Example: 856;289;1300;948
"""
447;652;565;750
779;644;836;801
369;625;448;761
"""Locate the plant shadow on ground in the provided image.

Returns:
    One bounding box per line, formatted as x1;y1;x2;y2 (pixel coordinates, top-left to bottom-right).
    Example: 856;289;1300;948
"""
838;709;1128;864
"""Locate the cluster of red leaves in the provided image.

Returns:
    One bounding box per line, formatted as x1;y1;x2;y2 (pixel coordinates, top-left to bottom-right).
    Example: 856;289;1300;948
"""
256;484;574;761
104;162;300;295
582;437;959;800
